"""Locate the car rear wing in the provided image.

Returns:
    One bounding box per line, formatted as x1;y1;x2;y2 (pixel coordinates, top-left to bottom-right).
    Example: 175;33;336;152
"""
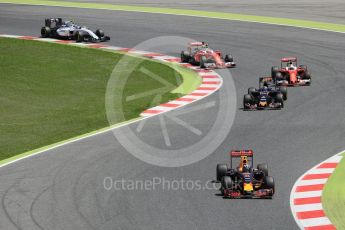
281;57;297;62
189;42;203;47
230;150;253;157
230;150;253;168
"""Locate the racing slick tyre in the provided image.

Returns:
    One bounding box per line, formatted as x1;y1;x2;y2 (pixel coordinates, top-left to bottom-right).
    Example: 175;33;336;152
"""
303;71;312;83
41;26;51;38
221;176;232;190
224;54;233;62
95;29;104;38
259;80;264;88
75;31;85;43
276;93;284;108
263;176;275;194
200;56;206;68
305;73;312;85
271;66;279;78
190;56;197;66
299;65;308;72
279;87;288;100
217;164;228;181
180;51;188;63
259;78;267;88
304;72;311;79
274;72;283;84
243;94;253;110
257;163;268;177
248;87;256;95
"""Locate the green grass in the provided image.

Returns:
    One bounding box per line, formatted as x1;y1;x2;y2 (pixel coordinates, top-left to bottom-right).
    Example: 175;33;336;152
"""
0;38;198;161
2;0;345;33
322;152;345;228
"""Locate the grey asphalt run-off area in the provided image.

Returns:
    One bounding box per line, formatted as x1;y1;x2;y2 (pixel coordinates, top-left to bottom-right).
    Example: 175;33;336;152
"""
1;2;345;230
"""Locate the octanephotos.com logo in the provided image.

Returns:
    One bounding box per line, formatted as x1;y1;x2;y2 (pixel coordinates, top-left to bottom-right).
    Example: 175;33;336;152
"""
103;177;220;191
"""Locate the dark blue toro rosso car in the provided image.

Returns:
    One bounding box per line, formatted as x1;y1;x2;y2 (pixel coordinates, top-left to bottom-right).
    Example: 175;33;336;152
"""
243;85;287;110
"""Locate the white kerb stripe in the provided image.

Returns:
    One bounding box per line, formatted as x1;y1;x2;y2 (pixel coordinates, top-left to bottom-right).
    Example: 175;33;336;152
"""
297;179;328;186
292;203;323;212
202;78;221;82
181;95;203;99
167;100;190;105
193;90;213;94
299;217;332;227
324;155;343;162
292;190;323;199
198;72;216;76
308;168;336;174
35;38;59;42
199;84;220;87
128;50;152;55
153;56;178;60
148;106;177;111
102;46;127;51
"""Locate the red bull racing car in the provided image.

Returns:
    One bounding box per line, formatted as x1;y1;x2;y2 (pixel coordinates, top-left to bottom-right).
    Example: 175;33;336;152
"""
180;42;236;69
269;57;311;86
216;150;275;199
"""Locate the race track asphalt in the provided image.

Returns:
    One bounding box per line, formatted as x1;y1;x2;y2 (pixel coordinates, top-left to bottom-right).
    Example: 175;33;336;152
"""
59;0;345;24
1;4;345;230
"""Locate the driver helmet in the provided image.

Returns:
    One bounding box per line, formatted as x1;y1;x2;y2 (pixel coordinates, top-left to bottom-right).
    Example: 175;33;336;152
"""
263;86;268;91
287;61;296;69
201;41;208;49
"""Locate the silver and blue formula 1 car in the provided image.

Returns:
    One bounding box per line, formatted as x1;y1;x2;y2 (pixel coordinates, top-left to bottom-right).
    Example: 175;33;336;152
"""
41;18;110;42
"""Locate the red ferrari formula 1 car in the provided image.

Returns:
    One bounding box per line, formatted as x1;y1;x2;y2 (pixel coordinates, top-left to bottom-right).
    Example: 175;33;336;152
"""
180;42;236;69
270;57;311;86
216;150;274;199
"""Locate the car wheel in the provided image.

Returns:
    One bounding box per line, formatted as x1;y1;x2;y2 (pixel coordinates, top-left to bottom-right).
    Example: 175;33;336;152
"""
257;163;268;177
305;73;312;85
243;94;253;110
248;87;256;95
95;29;104;38
304;71;311;79
41;27;51;38
217;164;228;181
274;72;283;84
180;51;187;63
76;31;85;43
271;66;279;78
276;93;284;108
190;57;197;66
299;65;308;72
200;56;207;68
224;54;233;62
221;176;232;190
279;87;288;100
264;176;275;193
259;80;264;88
